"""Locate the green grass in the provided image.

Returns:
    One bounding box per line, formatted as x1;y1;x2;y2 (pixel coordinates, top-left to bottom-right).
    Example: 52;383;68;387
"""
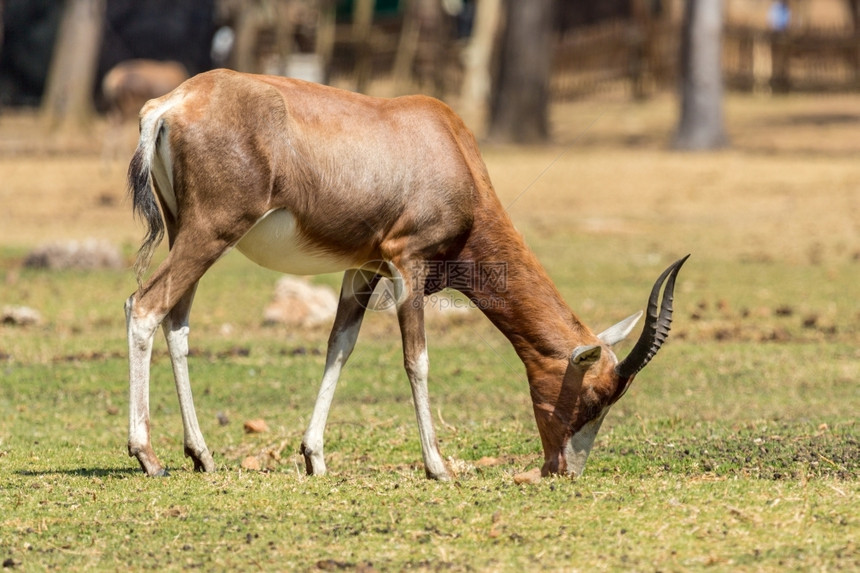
1;246;857;571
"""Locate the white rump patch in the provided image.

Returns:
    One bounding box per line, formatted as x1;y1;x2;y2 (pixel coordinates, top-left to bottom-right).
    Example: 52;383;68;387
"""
151;124;177;217
236;209;352;275
140;95;184;219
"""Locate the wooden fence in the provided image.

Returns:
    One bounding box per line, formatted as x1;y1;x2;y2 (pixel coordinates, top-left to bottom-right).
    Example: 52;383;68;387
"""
551;21;860;100
724;26;860;93
241;12;860;100
551;19;677;100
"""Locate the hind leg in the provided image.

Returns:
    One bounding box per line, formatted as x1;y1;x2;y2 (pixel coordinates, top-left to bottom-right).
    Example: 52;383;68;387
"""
126;233;240;476
162;283;215;472
126;295;165;476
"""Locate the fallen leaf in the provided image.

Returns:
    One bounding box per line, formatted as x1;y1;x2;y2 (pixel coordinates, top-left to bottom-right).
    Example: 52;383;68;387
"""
243;419;269;433
241;456;261;471
513;468;541;485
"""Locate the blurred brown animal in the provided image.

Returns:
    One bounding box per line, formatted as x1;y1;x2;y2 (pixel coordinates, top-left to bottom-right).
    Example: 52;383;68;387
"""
102;59;189;121
101;60;189;163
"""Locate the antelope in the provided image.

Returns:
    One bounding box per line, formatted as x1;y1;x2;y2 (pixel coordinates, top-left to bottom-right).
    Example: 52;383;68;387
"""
125;69;687;479
103;60;189;122
101;60;188;163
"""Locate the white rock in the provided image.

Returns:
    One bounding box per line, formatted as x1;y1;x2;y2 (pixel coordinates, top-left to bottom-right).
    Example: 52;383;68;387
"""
1;305;42;326
24;239;123;270
263;276;337;327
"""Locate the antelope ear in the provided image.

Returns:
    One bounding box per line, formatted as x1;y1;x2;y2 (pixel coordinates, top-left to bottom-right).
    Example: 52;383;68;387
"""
597;311;644;347
570;345;602;368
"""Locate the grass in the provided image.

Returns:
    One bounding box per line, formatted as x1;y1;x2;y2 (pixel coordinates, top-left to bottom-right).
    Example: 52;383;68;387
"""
1;93;859;570
1;347;856;571
1;339;856;571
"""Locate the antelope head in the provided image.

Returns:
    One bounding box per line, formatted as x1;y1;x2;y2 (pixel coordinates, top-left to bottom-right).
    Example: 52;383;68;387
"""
536;255;689;477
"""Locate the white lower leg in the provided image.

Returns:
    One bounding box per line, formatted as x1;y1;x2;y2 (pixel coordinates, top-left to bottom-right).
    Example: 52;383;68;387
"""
126;296;164;476
302;321;360;475
303;270;375;476
164;321;214;472
408;348;449;480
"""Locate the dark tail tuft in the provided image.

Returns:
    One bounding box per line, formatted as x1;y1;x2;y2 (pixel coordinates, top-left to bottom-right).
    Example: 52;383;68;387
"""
127;142;165;285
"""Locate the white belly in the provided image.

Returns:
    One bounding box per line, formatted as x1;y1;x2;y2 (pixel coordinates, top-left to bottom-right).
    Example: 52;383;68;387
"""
236;209;353;275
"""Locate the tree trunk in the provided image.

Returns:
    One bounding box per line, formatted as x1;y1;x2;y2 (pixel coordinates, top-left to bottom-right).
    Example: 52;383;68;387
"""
353;0;376;93
315;0;338;81
392;0;422;93
0;0;5;69
273;0;297;76
459;0;501;129
488;0;554;144
673;0;728;150
232;5;262;73
393;0;448;97
41;0;106;131
849;0;860;32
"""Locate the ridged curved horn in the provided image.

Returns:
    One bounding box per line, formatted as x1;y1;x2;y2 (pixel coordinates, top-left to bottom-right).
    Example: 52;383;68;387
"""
615;255;689;380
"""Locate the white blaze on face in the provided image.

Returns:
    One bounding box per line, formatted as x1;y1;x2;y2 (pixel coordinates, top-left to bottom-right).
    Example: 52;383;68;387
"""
563;407;610;477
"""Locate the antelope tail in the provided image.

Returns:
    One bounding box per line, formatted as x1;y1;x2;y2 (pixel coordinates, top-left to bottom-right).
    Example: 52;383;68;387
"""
127;113;167;286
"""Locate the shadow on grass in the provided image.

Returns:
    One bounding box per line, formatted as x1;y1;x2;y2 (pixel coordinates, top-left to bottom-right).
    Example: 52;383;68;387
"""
16;467;141;478
596;426;858;480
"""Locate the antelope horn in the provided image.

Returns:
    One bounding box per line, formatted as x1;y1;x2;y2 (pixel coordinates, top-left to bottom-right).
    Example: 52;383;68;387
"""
615;255;690;381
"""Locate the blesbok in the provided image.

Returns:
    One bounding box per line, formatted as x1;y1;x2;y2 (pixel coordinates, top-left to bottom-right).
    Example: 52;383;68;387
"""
103;60;189;122
125;69;687;479
101;60;188;163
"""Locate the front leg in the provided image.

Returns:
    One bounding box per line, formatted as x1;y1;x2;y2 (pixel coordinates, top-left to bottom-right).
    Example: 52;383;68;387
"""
126;295;167;476
302;270;379;475
395;275;449;481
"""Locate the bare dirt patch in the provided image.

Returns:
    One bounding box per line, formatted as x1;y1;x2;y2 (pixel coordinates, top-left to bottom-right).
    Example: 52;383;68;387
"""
2;94;859;266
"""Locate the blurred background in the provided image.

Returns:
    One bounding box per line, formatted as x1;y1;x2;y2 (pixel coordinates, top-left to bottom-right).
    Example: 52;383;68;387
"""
2;0;859;144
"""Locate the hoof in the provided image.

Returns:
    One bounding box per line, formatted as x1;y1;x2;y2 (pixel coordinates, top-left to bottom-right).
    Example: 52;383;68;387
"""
193;459;216;473
426;468;451;481
130;446;166;477
187;449;216;473
150;468;170;477
300;442;326;476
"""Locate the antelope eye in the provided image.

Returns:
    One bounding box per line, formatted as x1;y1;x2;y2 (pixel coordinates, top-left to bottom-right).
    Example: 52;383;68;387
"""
577;391;604;424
